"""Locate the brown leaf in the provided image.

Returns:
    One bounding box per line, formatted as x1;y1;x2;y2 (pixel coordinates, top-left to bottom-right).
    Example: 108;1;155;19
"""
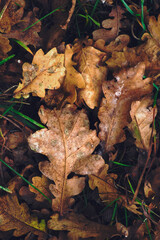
63;45;85;103
77;46;108;109
0;193;47;238
0;0;25;33
98;62;153;152
28;104;105;215
14;48;65;98
128;96;157;150
89;164;118;203
0;35;12;59
93;6;127;42
148;14;160;46
48;212;118;240
29;175;52;202
3;8;42;47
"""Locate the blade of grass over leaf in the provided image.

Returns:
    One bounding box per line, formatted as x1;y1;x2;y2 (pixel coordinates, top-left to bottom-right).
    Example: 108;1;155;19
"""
12;39;33;55
0;54;15;66
0;158;51;203
0;185;12;193
100;197;121;213
22;7;61;32
153;83;159;107
120;0;136;16
9;108;45;129
78;14;100;27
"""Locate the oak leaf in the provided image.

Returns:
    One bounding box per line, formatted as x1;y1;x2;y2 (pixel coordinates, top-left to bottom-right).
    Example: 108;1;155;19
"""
98;62;153;152
14;48;65;98
63;45;85;103
29;175;52;202
89;164;118;203
28;104;105;215
0;0;25;33
0;36;12;59
77;46;108;109
0;193;47;238
3;9;42;47
93;6;127;42
128;97;157;150
48;212;118;240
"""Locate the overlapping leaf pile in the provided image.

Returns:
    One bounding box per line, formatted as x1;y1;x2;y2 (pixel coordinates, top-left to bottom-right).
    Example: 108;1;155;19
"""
1;1;160;239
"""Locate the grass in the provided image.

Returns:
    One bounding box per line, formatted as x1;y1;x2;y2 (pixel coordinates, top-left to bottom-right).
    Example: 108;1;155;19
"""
0;158;51;203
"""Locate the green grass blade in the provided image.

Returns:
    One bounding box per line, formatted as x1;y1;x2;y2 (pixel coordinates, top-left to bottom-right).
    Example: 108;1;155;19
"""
91;0;100;17
0;54;15;66
12;39;33;55
0;185;12;193
112;161;132;167
10;108;45;129
111;201;118;222
0;158;51;203
141;0;146;30
78;13;100;27
22;7;61;32
120;0;136;16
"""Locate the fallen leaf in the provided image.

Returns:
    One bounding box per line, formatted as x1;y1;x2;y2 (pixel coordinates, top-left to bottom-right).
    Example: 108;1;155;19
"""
148;14;160;46
29;175;52;202
0;0;25;33
0;193;47;238
3;8;42;47
0;35;12;59
28;104;105;215
63;44;85;103
89;164;118;203
93;6;127;42
77;46;108;109
98;62;153;152
14;48;65;98
48;212;118;240
128;96;157;150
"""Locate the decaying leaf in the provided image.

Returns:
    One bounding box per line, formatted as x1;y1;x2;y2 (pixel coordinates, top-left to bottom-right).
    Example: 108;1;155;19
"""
98;62;153;152
89;164;119;204
0;193;47;238
28;104;105;215
148;14;160;46
29;175;52;202
93;6;127;42
0;35;12;59
128;96;157;150
0;0;25;33
3;9;42;47
48;212;118;240
63;44;85;103
77;46;108;109
14;48;65;98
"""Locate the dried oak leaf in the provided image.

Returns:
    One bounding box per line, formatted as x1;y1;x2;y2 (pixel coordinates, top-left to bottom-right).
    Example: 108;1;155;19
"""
14;48;65;98
0;0;25;33
29;175;52;202
93;6;127;42
48;212;118;240
98;62;153;152
3;8;42;47
0;193;47;238
89;164;118;203
148;14;160;46
0;35;12;59
28;104;105;215
128;96;157;150
77;46;108;109
63;45;85;103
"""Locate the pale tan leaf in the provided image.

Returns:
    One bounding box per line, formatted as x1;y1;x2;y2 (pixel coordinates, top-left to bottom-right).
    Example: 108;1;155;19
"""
28;104;105;215
98;62;153;152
